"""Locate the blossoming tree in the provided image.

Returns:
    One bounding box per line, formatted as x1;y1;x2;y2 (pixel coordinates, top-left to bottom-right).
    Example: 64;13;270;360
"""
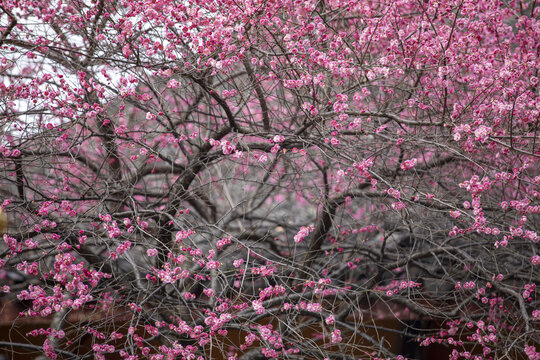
0;0;538;359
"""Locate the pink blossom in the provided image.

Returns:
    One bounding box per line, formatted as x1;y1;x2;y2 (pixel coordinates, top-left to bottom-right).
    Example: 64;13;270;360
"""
167;79;181;89
252;300;265;314
400;158;417;171
325;315;335;325
122;44;132;58
273;135;285;143
392;202;406;210
330;329;342;343
294;225;314;243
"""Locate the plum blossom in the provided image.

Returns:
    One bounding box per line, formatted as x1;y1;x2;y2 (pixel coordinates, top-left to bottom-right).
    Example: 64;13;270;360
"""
325;315;335;325
167;79;181;88
330;329;342;343
294;225;314;243
400;158;417;171
474;125;492;143
252;300;265;315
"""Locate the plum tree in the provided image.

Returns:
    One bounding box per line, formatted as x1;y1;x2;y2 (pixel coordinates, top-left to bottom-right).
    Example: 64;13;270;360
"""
0;0;538;359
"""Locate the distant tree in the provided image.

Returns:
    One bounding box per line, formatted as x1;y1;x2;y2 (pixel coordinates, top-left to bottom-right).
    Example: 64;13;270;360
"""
0;0;538;359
